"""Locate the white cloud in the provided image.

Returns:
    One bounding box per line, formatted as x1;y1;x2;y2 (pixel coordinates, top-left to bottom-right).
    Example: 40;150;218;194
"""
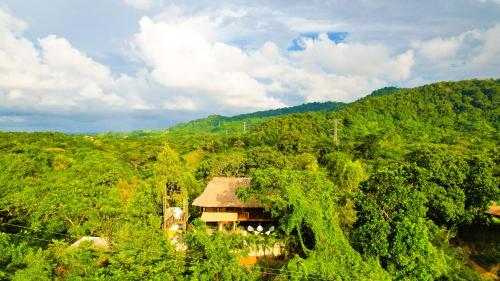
162;96;197;111
0;9;26;33
413;24;500;78
278;14;343;33
132;13;416;110
39;35;112;85
123;0;161;10
0;115;24;123
0;9;153;114
412;37;462;60
134;16;286;111
3;3;498;131
468;25;500;70
0;6;418;119
474;0;500;4
295;33;414;81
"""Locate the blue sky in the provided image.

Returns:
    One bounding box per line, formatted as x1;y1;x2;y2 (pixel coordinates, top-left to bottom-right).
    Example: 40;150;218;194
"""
0;0;499;133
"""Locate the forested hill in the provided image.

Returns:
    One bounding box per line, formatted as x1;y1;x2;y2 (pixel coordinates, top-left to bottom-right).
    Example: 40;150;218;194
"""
180;78;499;280
246;79;499;156
96;101;346;139
0;79;498;280
363;86;399;98
227;101;347;120
166;101;347;137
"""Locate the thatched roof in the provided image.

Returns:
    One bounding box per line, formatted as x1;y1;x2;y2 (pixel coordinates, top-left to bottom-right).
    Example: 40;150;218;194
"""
201;212;238;222
192;177;261;208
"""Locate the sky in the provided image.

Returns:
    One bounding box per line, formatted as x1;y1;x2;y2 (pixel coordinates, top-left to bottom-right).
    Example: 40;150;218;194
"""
0;0;499;133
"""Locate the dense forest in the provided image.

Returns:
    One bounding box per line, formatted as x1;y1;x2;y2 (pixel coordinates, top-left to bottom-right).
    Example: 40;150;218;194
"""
98;101;347;150
0;79;499;280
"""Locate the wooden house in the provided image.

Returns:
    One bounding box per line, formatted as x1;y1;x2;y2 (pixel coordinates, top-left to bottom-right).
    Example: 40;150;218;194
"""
193;177;272;230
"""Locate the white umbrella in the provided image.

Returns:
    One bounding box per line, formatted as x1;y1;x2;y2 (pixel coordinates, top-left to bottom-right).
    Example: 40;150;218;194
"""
257;225;263;232
247;225;254;232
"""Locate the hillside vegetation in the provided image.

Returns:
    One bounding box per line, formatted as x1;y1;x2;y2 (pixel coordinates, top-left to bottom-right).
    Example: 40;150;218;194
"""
0;79;498;280
165;101;347;152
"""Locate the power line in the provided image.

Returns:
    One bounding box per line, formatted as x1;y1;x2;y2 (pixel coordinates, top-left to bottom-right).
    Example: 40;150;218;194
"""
0;222;70;237
184;259;333;281
254;268;333;281
254;266;333;281
2;232;55;243
0;229;336;280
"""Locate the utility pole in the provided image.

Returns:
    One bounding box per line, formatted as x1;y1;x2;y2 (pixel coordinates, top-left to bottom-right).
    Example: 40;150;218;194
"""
163;183;168;230
243;121;246;133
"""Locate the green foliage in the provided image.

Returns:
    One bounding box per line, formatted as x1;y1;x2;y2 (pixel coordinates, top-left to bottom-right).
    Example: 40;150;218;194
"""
407;145;499;225
0;79;498;280
168;101;346;137
0;132;182;280
97;218;181;280
0;233;54;281
166;101;347;153
182;220;258;281
366;86;400;98
194;152;248;182
245;79;499;158
246;146;289;170
242;168;390;280
352;164;484;280
322;151;368;192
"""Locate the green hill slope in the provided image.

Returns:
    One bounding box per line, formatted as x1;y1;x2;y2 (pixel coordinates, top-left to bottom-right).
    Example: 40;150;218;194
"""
0;79;497;280
189;78;499;280
246;79;499;157
167;101;347;137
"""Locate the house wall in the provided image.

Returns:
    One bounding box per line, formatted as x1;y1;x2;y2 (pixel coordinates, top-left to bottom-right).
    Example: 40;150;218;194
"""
201;207;273;222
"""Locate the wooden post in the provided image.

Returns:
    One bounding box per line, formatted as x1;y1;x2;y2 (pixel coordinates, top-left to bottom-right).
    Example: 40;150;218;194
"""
183;198;188;231
163;184;167;230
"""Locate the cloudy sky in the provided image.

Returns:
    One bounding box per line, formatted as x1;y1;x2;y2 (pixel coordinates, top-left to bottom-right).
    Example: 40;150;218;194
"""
0;0;499;133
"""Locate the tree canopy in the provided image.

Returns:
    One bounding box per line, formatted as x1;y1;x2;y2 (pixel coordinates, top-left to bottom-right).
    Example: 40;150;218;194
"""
0;79;498;280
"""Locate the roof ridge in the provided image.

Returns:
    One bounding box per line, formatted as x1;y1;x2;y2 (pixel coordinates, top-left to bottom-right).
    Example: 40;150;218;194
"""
192;177;260;208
